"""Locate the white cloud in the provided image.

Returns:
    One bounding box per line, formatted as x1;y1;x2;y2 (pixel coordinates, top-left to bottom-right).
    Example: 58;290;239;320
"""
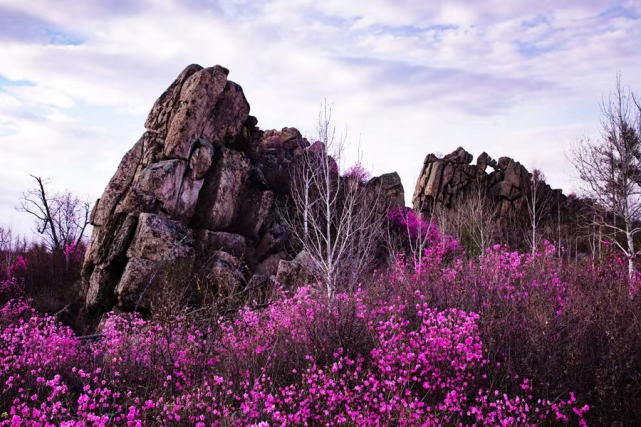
0;0;640;238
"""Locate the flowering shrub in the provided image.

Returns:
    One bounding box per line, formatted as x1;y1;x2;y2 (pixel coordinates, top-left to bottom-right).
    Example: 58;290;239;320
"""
0;300;82;423
0;283;593;426
63;243;85;265
370;241;639;425
0;228;638;425
0;257;27;302
6;256;28;279
387;206;462;271
388;206;439;242
342;163;371;183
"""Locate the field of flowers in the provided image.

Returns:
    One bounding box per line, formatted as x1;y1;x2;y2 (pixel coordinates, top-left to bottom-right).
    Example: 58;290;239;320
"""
0;213;639;426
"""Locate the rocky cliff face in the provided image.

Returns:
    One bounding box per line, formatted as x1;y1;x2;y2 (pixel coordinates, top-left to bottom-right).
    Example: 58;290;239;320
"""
82;64;403;315
412;146;566;221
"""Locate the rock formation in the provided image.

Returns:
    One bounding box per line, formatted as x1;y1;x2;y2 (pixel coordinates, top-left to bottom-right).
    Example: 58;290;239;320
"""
82;64;403;315
413;146;565;217
412;146;576;252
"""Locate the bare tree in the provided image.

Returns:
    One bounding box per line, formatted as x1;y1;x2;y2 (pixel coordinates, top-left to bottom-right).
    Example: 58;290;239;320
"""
569;74;641;276
524;168;552;255
555;199;563;257
386;198;438;270
285;100;387;298
459;186;497;258
412;206;437;266
17;175;92;251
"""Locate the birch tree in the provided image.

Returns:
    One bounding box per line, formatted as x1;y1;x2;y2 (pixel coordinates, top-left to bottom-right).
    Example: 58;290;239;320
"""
286;100;386;298
524;168;552;256
569;74;641;276
460;186;497;258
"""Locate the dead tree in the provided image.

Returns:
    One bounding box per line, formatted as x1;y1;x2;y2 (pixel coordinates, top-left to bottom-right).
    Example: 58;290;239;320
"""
459;186;497;258
524;168;552;255
569;74;641;277
285;100;386;298
17;175;92;251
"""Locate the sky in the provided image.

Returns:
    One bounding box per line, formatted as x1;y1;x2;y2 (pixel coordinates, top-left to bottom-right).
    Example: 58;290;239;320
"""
1;0;640;239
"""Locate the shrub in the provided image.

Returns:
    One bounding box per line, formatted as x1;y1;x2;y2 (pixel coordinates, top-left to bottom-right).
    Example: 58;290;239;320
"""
0;224;637;425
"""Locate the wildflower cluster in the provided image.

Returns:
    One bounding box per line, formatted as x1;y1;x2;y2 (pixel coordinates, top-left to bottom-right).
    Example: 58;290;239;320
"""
1;225;638;424
0;257;27;301
0;281;592;426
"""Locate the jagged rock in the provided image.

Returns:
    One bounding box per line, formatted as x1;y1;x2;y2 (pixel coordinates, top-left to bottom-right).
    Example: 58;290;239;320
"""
442;163;455;188
210;251;245;295
82;63;403;316
176;174;205;221
497;181;519;200
413;160;445;207
85;267;120;313
443;146;473;164
232;190;274;238
115;253;195;312
412;146;573;252
255;220;288;261
255;251;287;277
103;213;197;312
254;127;308;193
118;159;187;216
145;64;204;135
275;260;307;290
189;139;215;180
84;213;136;272
91;136;145;226
367;172;405;208
115;257;158;311
275;250;315;290
191;147;251;230
159;65;249;159
244;115;258;128
104;214;138;265
126;213;195;262
246;273;270;291
424;153;439;164
476;152;494;173
426;162;444;197
503;159;527;189
414;147;530;214
195;230;247;260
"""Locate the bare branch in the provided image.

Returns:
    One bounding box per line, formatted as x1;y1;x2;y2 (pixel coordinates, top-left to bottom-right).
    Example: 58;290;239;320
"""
568;73;641;276
282;100;388;298
17;176;93;251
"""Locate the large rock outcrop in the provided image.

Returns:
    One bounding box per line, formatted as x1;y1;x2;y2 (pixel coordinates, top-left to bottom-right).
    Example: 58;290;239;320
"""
82;64;403;315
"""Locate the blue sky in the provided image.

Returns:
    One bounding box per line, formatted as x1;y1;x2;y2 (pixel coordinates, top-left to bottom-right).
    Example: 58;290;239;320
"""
1;0;640;238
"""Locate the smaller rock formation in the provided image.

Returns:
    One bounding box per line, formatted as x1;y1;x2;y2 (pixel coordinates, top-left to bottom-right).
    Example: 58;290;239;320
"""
412;146;574;251
368;172;405;209
275;250;316;291
412;146;559;218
